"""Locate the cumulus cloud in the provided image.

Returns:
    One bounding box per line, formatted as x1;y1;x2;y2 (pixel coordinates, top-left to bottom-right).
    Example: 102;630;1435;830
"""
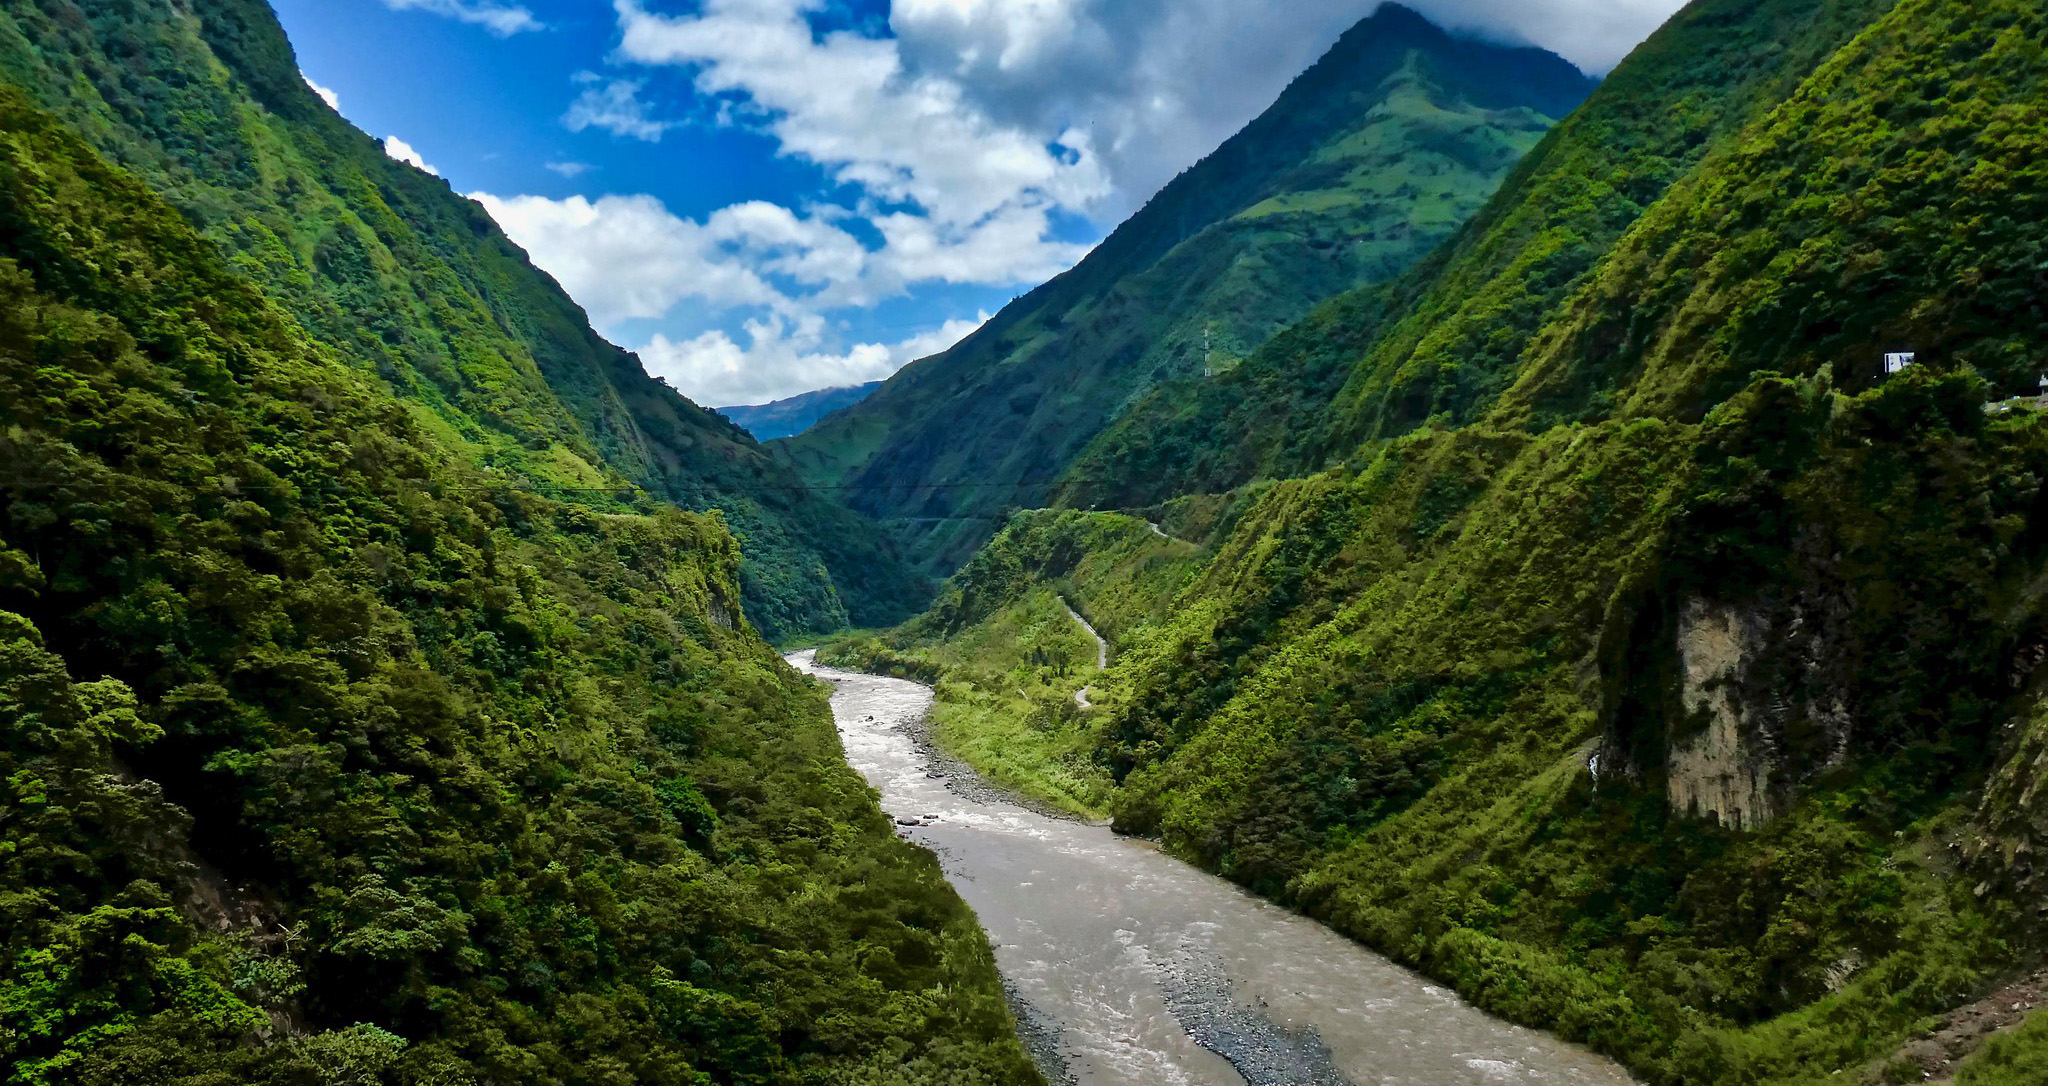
1405;0;1682;72
545;161;594;178
380;0;542;36
302;74;340;111
504;0;1686;402
613;0;1109;228
471;192;785;325
473;188;1085;330
886;0;1683;219
563;75;676;141
382;136;439;176
644;312;990;408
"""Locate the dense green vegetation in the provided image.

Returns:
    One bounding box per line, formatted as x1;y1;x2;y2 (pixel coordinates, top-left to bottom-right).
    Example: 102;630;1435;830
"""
0;0;923;637
823;511;1201;817
1064;0;1900;509
778;4;1593;574
1955;1015;2048;1085
0;35;1038;1086
851;0;2048;1080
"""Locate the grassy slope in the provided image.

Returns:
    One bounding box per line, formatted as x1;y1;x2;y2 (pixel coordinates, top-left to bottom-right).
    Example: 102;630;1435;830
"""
821;511;1203;818
863;0;2048;1082
777;4;1592;574
0;0;923;637
1063;0;1900;510
0;44;1036;1086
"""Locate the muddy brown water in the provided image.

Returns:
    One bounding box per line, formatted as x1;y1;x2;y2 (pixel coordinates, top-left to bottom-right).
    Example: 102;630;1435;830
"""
791;652;1638;1086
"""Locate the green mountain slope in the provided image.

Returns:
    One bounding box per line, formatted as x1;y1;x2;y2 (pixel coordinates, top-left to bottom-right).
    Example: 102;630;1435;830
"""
823;509;1204;817
1065;0;1901;507
777;3;1593;574
0;0;923;637
716;382;882;441
858;0;2048;1081
0;86;1038;1086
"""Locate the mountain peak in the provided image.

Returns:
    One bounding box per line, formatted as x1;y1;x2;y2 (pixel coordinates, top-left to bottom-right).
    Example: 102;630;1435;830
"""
1362;2;1442;34
778;11;1595;573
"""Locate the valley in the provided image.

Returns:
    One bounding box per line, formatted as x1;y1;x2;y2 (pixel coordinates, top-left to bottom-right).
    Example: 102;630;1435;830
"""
795;651;1636;1086
5;0;2048;1083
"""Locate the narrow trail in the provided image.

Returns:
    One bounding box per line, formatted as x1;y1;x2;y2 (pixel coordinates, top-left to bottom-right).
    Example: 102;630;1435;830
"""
1061;596;1108;708
1147;521;1196;546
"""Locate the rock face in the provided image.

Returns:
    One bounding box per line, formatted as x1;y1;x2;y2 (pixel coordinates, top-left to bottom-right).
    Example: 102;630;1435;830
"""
1669;600;1781;830
1661;594;1857;830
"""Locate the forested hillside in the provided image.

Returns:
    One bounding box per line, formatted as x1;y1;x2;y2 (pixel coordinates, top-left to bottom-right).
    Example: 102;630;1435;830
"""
1063;0;1901;508
0;0;924;637
777;4;1593;574
851;0;2048;1081
0;11;1043;1086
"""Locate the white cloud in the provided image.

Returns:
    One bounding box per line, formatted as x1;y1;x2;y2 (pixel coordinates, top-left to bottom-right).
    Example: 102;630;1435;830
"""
471;185;1072;400
563;76;675;141
1404;0;1681;72
613;0;1109;229
883;0;1683;218
471;192;785;325
644;312;990;407
302;74;340;111
545;161;594;178
380;0;542;36
382;136;439;176
474;187;1084;325
531;0;1686;404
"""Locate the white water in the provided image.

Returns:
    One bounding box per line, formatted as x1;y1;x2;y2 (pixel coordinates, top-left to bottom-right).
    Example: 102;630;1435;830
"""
791;651;1638;1086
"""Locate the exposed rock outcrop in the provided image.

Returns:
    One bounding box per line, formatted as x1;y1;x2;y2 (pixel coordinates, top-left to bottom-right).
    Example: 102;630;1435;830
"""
1668;600;1781;829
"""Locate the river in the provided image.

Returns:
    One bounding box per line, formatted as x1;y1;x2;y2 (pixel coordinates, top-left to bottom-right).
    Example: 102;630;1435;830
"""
790;651;1638;1086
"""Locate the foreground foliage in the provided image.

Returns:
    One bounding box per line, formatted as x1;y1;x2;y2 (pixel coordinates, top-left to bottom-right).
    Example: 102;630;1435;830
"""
0;75;1037;1086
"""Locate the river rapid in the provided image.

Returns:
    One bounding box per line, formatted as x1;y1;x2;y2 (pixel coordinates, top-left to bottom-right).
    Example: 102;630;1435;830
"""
790;651;1637;1086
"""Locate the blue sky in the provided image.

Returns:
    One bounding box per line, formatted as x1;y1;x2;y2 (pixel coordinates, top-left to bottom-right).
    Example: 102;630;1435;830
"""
275;0;1683;407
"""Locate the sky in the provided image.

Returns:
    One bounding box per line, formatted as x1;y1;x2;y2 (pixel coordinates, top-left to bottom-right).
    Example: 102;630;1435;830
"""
275;0;1687;408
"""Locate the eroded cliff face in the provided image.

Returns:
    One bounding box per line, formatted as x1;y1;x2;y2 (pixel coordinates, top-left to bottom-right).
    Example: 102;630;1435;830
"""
1669;599;1782;829
1608;587;1861;831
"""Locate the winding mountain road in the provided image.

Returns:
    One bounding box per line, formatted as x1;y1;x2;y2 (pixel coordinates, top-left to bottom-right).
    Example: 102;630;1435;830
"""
1061;596;1108;708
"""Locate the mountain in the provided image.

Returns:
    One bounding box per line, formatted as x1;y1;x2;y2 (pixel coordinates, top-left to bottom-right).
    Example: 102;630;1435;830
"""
1063;0;1901;507
776;4;1594;574
831;0;2048;1081
717;382;882;441
0;3;1040;1084
0;0;923;638
0;85;1037;1086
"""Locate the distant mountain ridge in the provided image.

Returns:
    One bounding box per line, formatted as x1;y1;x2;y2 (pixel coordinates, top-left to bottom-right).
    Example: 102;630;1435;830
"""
776;3;1595;574
0;0;923;636
717;382;882;441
